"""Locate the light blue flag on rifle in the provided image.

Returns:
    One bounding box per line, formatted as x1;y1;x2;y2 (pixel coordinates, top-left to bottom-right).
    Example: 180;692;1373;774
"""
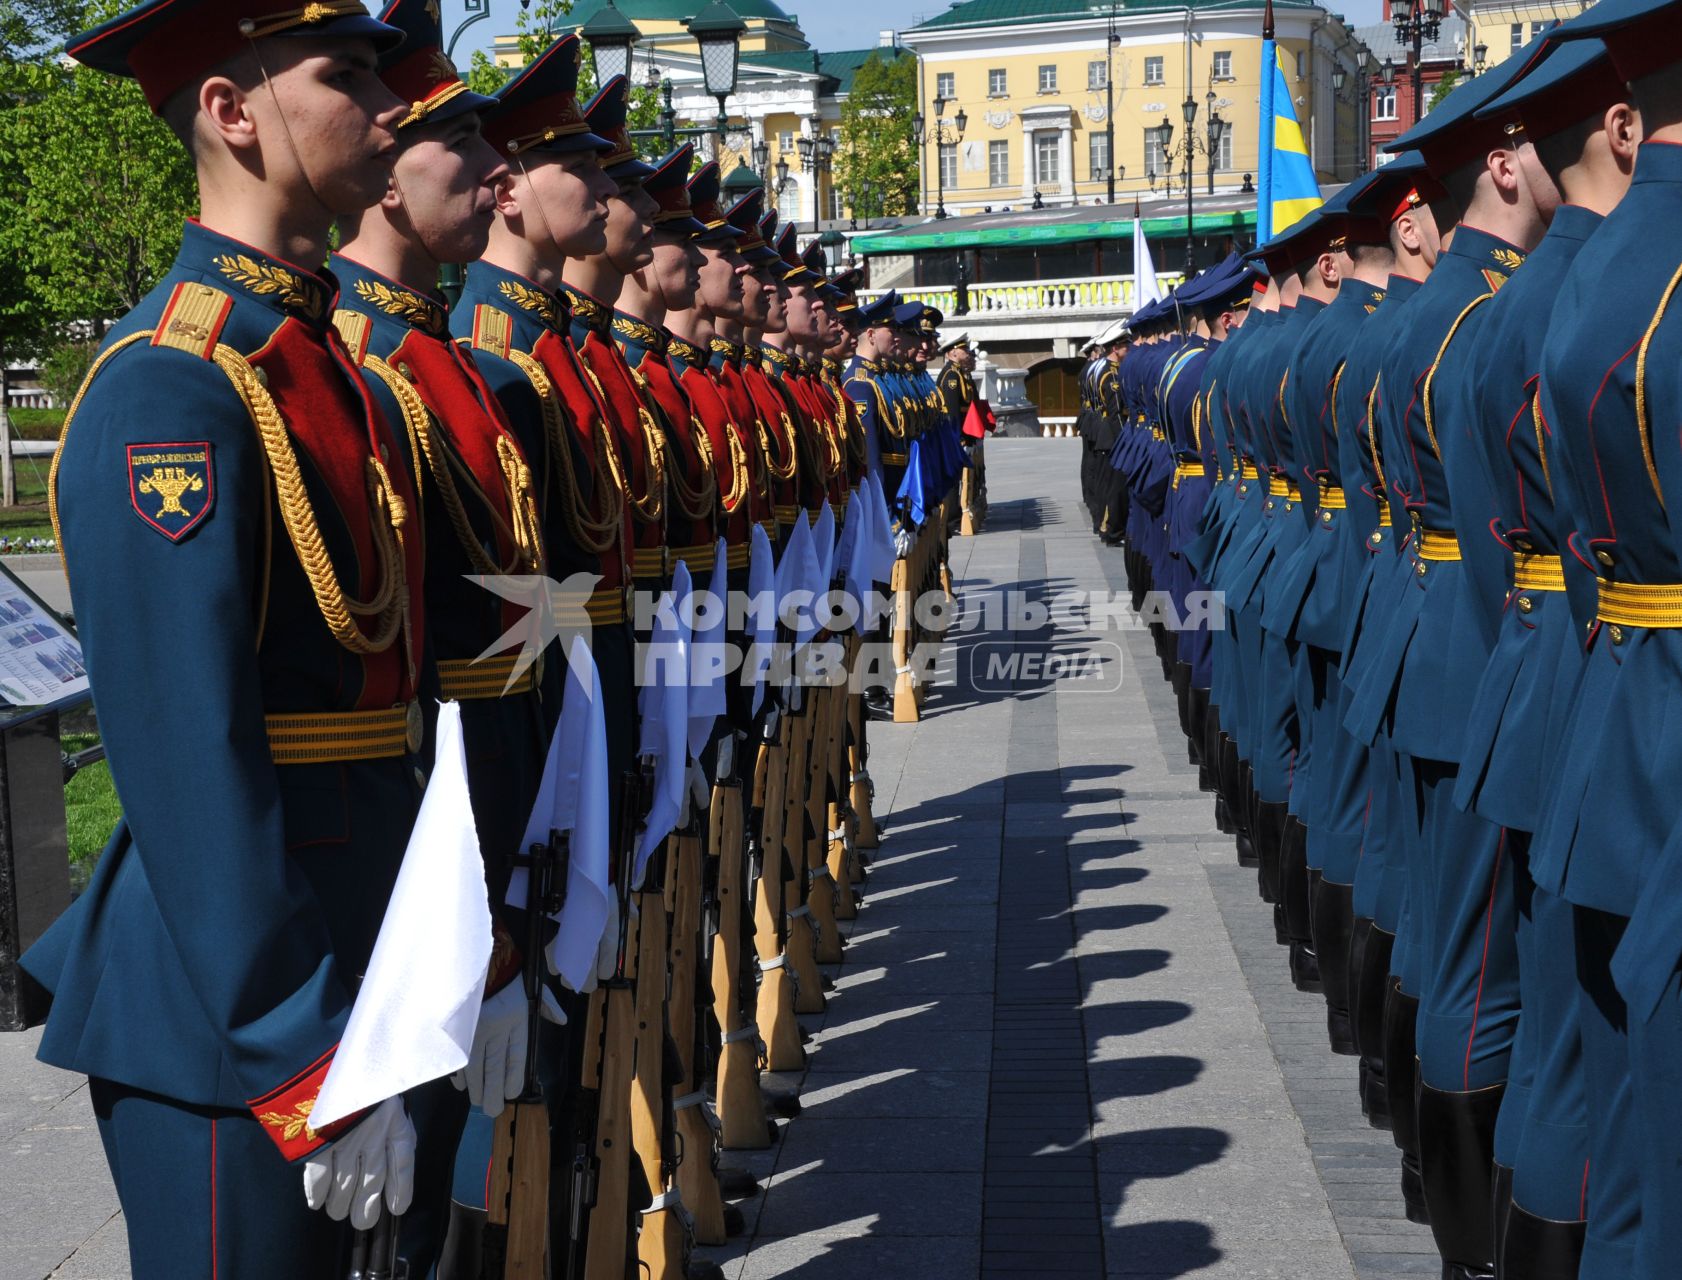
1257;39;1323;243
896;439;927;528
634;561;691;885
748;521;776;715
509;635;612;992
687;538;729;762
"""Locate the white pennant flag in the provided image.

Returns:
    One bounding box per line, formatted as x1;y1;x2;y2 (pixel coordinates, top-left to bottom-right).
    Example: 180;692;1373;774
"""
313;702;491;1128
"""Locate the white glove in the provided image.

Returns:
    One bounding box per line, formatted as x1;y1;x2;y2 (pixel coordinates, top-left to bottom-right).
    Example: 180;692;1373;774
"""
894;527;914;558
302;1095;415;1230
449;980;567;1118
553;892;624;993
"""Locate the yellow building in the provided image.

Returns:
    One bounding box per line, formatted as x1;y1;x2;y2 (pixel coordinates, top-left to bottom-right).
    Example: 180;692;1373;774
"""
901;0;1366;215
493;0;810;66
1459;0;1591;70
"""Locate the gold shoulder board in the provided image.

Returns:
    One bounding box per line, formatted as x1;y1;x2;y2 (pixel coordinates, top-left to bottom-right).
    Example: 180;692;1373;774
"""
332;309;374;366
151;282;234;359
472;305;512;360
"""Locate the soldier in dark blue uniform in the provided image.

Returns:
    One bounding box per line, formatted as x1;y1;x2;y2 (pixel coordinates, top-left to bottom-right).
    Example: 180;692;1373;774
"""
1442;36;1637;1274
1343;48;1560;1276
19;0;439;1273
1324;154;1441;1169
1511;3;1682;1274
328;1;556;1265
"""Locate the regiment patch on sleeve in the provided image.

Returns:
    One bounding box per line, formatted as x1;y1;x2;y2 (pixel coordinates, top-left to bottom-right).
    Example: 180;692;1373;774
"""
127;442;214;542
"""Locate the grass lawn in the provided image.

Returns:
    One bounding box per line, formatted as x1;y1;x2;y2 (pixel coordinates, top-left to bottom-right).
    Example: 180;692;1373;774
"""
10;408;65;441
61;725;120;868
0;445;57;547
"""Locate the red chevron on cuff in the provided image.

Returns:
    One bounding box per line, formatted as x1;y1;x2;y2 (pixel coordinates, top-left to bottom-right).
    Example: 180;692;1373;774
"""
247;1045;365;1162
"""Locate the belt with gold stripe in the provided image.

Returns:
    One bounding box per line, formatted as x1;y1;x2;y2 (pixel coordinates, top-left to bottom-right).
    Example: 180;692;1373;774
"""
631;545;669;579
1512;553;1566;592
727;542;752;569
670;541;718;572
1239;461;1261;481
1318;483;1347;510
882;451;909;466
1174;460;1204;482
584;584;630;625
437;655;539;700
1267;475;1290;498
1416;529;1462;562
1375;498;1392;527
774;504;801;525
759;519;778;540
266;702;421;766
1596;579;1682;628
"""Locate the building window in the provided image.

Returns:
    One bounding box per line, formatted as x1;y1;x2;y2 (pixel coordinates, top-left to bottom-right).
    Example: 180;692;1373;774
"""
939;141;958;189
1215;128;1233;171
1034;131;1060;185
1295;50;1306;78
778;130;793;151
1374;83;1397;120
936;71;954;100
826;187;843;220
1530;20;1545;39
1144;55;1164;85
988;67;1007;97
1510;22;1523;52
1089;130;1111;179
1145;127;1170;178
989;139;1010;186
1088;59;1107;89
1038;64;1057;93
777;184;802;221
1212;50;1232;79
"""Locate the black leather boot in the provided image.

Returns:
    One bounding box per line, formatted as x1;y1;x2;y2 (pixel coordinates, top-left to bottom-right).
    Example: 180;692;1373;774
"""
1312;876;1357;1053
1353;923;1396;1130
1172;662;1192;747
1501;1202;1585;1280
1492;1164;1513;1279
1382;983;1429;1226
1417;1080;1504;1278
1283;819;1320;988
437;1202;487;1280
1255;800;1288;905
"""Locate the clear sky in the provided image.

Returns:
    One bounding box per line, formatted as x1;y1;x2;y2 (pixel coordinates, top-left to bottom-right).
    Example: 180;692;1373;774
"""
461;0;1390;62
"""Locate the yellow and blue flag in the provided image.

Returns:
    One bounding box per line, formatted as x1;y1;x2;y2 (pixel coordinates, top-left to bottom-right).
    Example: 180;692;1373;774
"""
1257;41;1322;241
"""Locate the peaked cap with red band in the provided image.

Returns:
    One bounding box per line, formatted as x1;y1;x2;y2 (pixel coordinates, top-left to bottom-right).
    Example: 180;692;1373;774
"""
645;142;707;234
584;74;657;183
66;0;404;112
378;0;495;129
686;161;741;245
727;189;781;265
776;222;819;285
482;33;613;157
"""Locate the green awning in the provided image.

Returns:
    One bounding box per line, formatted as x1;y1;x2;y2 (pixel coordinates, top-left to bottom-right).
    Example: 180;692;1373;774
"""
850;208;1257;256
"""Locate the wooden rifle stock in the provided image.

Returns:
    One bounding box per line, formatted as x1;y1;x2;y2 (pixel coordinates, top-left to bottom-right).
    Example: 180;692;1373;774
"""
708;742;773;1150
806;670;843;963
780;689;825;1015
668;828;732;1238
573;767;647;1280
629;847;687;1280
751;710;805;1070
488;830;569;1279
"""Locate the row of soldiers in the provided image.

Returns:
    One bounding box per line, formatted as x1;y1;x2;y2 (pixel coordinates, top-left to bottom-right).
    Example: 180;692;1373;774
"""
20;0;985;1274
1083;3;1682;1277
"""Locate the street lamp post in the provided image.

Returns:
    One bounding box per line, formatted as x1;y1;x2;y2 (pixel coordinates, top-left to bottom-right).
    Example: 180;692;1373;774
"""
913;96;967;219
580;0;639;83
1105;1;1120;204
1390;0;1444;126
1204;88;1227;195
688;1;747;157
1180;95;1197;274
798;124;836;236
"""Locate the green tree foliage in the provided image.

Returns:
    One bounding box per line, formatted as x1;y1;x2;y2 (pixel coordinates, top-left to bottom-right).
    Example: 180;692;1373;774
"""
465;48;509;95
0;0;84;63
834;51;917;220
1;57;196;329
1427;70;1461;114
